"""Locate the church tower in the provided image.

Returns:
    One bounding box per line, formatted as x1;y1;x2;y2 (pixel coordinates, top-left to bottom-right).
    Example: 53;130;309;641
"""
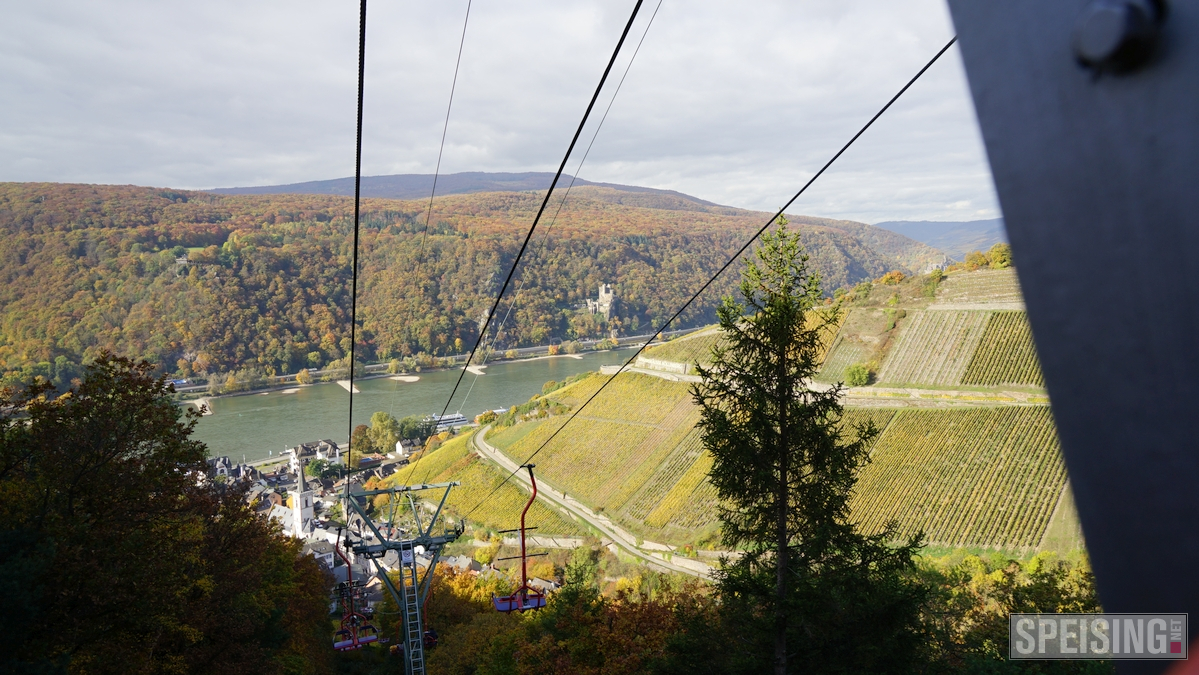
291;463;315;538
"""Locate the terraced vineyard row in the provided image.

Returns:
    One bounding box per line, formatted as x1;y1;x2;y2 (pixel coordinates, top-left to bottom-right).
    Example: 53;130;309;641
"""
623;428;706;521
877;310;989;386
499;418;657;505
843;407;898;443
962;311;1045;387
631;407;895;531
384;434;582;535
850;406;1065;549
935;268;1023;305
647;449;715;529
595;402;700;511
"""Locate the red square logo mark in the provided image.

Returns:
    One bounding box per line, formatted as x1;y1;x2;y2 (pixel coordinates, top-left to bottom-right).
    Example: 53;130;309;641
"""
1170;641;1183;654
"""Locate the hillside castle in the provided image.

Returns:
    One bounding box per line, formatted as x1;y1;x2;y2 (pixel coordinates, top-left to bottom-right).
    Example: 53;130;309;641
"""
586;283;615;319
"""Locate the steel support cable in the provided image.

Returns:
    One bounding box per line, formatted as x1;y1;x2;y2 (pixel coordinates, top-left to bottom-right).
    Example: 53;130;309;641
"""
346;0;368;474
462;35;959;518
449;0;664;436
387;0;474;422
404;0;648;490
429;0;647;434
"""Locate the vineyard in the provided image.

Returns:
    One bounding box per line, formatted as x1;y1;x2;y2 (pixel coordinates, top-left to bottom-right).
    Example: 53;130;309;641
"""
814;308;899;383
850;406;1066;549
815;336;872;383
382;433;583;536
467;283;1074;554
487;373;698;512
548;371;691;426
643;328;724;368
961;311;1045;387
638;407;897;530
935;268;1024;305
876;310;990;386
646;312;842;374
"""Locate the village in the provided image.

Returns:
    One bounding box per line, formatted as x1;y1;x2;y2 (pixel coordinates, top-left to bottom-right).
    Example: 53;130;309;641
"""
202;415;563;618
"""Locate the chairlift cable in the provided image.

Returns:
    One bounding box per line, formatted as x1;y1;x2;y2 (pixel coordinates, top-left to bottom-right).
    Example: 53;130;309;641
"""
463;35;960;518
430;0;664;486
386;0;474;422
428;0;648;442
345;0;368;495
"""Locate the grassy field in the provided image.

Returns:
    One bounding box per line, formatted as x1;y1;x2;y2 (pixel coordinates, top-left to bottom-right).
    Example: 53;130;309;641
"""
962;311;1045;387
381;433;583;536
876;310;990;386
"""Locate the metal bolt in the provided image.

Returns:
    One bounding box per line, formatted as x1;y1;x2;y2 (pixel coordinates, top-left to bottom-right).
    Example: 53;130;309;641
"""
1073;0;1164;71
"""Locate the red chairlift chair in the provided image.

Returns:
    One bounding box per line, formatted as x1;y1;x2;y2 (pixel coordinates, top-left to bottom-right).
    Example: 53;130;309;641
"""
492;465;548;613
331;529;384;651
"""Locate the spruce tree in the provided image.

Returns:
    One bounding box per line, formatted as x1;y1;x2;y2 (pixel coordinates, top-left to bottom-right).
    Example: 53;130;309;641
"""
693;221;925;674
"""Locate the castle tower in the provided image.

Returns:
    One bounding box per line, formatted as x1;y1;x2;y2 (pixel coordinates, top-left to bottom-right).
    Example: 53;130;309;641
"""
589;283;614;320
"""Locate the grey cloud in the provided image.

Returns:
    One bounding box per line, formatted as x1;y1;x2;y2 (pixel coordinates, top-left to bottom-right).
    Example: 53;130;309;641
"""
0;0;998;222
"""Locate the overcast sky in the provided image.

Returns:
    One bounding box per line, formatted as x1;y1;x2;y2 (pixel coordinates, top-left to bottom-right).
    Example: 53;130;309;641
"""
1;1;1000;223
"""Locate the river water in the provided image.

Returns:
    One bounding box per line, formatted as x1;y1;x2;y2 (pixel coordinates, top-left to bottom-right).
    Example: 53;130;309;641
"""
192;349;633;462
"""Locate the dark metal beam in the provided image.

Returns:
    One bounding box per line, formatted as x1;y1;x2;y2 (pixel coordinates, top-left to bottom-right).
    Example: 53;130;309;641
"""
946;1;1199;671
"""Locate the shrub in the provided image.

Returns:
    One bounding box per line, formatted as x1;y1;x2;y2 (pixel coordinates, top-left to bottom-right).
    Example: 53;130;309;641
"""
922;268;943;298
845;363;872;387
988;242;1012;269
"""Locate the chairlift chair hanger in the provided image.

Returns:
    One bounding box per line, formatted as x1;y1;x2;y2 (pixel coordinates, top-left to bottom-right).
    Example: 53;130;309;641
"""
493;464;548;613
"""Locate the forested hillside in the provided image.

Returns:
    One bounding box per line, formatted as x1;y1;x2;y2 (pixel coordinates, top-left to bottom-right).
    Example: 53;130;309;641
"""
0;182;942;384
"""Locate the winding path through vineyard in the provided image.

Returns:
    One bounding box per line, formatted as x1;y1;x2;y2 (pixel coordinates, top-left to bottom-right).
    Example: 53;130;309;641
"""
471;427;713;578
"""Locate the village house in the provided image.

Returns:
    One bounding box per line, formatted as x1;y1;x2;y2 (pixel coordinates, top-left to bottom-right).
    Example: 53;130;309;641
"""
284;439;341;475
301;540;337;570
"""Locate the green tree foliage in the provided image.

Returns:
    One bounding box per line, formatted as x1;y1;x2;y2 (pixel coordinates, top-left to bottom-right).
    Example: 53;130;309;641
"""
0;183;926;386
305;458;340;480
367;411;401;455
0;355;331;674
396;414;434;441
844;362;872;387
413;550;1107;675
954;243;1013;273
918;552;1109;674
348;423;372;467
692;222;926;674
988;242;1013;269
922;268;944;298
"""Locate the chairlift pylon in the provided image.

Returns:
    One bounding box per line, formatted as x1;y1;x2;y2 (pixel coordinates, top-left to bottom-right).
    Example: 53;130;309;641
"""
492;464;548;613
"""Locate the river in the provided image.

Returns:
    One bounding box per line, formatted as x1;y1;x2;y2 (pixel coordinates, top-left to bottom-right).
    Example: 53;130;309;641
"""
191;349;634;462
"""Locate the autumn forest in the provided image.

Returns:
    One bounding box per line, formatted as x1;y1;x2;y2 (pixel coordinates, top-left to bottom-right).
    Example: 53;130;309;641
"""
0;182;943;386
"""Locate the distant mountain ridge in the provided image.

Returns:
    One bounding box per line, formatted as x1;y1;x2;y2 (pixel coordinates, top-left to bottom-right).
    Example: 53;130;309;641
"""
873;219;1007;262
210;171;948;272
209;171;720;207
